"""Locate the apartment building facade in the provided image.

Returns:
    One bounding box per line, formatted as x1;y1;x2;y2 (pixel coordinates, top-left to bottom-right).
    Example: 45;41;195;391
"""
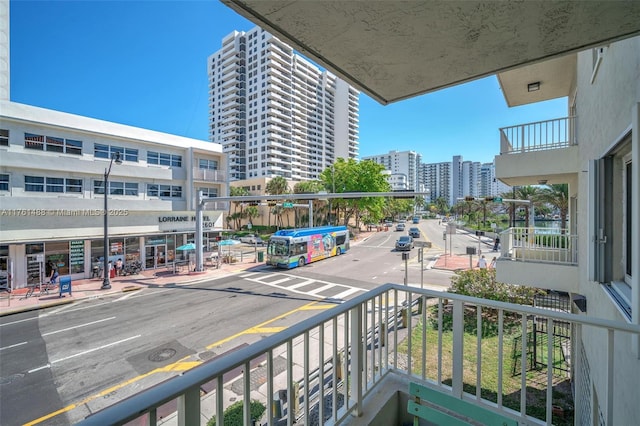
0;101;228;289
361;150;421;191
208;27;359;182
495;36;640;424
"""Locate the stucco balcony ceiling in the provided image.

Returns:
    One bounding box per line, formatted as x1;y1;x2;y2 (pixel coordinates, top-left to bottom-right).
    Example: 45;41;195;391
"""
221;0;640;104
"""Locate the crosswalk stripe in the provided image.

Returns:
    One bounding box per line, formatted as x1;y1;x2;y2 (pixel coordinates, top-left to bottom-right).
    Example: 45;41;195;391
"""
240;272;260;278
287;279;316;290
332;287;362;299
308;283;336;295
269;277;292;285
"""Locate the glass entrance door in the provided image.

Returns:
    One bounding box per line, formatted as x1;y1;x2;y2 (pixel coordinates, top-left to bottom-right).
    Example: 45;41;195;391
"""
145;245;167;269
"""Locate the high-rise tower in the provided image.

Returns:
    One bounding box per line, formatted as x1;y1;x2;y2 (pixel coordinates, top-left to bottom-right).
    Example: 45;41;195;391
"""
208;27;359;181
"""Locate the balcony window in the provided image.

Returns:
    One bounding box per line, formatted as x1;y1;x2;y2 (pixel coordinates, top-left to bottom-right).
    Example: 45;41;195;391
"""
25;176;44;192
0;174;9;191
591;132;633;319
95;144;138;162
0;129;8;146
25;133;45;150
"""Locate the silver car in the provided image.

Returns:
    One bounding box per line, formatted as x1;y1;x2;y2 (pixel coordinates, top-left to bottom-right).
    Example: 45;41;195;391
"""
395;235;414;251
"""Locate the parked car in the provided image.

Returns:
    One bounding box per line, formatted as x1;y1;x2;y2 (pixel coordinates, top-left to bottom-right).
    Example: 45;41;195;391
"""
408;227;420;238
395;223;406;231
395;235;414;251
239;234;265;245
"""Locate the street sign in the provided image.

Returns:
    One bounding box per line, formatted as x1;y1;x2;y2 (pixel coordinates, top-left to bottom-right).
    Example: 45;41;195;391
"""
415;241;432;248
282;202;294;208
494;197;502;202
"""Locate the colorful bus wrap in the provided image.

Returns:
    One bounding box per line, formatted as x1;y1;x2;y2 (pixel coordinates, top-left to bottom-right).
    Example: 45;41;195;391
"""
266;225;350;269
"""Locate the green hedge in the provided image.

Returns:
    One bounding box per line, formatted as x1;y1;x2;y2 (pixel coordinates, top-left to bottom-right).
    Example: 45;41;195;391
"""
207;400;266;426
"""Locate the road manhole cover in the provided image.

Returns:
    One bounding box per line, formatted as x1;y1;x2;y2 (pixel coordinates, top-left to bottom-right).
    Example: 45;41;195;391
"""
148;348;177;362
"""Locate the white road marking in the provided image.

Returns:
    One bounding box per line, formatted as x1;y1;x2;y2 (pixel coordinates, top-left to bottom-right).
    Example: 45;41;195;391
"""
243;273;365;300
0;317;38;327
308;283;336;295
28;335;142;373
42;317;116;336
0;341;28;351
286;279;315;290
269;277;292;285
332;288;361;299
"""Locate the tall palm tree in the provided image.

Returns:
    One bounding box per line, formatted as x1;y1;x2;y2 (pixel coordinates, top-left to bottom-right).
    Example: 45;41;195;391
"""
266;176;290;229
228;186;249;230
539;183;569;231
514;185;542;228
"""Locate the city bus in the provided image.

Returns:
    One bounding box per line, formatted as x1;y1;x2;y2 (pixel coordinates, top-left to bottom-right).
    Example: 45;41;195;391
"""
266;225;350;269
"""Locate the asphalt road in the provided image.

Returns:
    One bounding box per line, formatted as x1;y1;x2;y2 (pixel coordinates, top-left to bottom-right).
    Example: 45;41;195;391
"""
0;218;470;425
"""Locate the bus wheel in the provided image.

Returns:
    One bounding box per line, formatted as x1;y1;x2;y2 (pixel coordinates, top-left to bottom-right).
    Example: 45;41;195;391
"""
336;248;341;255
298;257;306;267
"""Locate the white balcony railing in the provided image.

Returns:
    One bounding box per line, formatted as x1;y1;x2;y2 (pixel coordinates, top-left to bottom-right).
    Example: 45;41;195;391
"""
193;168;226;182
500;227;578;265
77;283;639;426
500;117;576;154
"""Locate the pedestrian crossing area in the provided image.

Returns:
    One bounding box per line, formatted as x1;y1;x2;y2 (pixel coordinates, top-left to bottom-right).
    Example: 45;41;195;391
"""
238;271;365;302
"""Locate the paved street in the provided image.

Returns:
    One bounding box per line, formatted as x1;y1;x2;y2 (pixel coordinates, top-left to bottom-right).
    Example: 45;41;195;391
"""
0;219;498;425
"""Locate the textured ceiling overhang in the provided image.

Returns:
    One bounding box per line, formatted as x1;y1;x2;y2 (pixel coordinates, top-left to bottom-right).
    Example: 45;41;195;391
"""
221;0;640;104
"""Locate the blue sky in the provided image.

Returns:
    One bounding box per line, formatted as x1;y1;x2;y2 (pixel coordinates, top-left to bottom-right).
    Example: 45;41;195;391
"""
10;0;567;164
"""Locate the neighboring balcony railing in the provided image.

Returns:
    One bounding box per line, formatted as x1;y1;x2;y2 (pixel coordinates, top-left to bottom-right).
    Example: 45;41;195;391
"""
193;168;226;182
500;227;578;265
78;283;639;426
500;116;576;154
202;200;229;211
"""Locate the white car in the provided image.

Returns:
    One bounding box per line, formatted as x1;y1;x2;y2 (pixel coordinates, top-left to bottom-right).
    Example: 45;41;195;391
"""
239;234;265;245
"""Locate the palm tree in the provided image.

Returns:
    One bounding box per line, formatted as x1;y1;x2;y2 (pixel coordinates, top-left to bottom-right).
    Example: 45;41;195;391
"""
513;185;542;228
266;176;290;229
228;186;249;230
539;183;569;231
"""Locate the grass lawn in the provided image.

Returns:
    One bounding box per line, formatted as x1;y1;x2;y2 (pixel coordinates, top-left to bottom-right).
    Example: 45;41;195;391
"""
398;305;574;425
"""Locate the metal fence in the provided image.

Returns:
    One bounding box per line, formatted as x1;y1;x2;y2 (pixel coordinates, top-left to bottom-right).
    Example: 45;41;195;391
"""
78;283;639;426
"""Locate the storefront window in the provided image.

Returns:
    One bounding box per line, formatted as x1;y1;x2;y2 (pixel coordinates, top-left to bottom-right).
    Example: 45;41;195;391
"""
125;237;140;265
91;240;104;263
26;243;44;255
166;235;175;263
46;241;70;276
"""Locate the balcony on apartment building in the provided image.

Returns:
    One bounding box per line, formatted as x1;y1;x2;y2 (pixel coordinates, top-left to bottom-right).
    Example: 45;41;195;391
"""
495;116;579;185
496;227;579;293
79;283;639;426
494;115;580;292
192;168;226;183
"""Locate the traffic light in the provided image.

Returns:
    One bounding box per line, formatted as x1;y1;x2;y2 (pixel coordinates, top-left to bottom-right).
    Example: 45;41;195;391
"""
464;196;475;201
216;235;222;241
393;190;415;199
484;196;494;202
267;201;277;207
248;201;259;206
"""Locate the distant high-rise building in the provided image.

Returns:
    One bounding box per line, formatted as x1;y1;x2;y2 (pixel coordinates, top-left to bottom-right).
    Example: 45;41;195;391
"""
421;156;510;206
419;161;451;204
361;150;421;190
208;27;359;181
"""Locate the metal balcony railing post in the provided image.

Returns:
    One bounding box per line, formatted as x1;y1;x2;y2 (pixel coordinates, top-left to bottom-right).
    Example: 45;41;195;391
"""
452;300;464;398
350;304;363;417
177;386;200;426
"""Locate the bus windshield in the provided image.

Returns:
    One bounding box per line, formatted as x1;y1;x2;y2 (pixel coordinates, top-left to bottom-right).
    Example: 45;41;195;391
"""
268;239;289;256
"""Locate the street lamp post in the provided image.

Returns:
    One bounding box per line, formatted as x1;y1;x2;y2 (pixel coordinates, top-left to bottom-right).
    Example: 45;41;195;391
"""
101;152;122;290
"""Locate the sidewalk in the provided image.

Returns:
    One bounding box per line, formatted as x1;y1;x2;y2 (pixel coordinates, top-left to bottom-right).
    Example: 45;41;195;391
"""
0;256;260;317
